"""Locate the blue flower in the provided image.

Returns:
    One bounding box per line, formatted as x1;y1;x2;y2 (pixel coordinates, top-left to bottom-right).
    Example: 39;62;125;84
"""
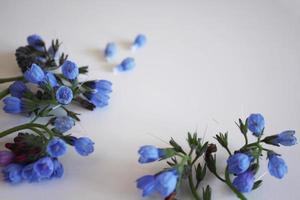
53;116;75;133
24;63;45;84
136;175;156;197
9;81;28;98
2;163;23;184
0;151;14;166
51;159;64;178
138;145;165;164
74;137;94;156
273;130;297;146
247;113;265;137
132;34;147;50
155;170;178;197
232;171;255;193
33;157;54;178
56;86;73;105
46;138;67;158
104;42;117;60
268;153;288;179
61;60;79;80
21;164;40;182
115;57;135;72
83;80;112;93
43;72;58;88
227;153;251;175
27;34;45;51
84;91;110;108
3;97;34;114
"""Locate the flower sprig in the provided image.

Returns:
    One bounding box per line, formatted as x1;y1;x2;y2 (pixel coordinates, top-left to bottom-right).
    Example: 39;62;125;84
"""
137;133;212;200
0;34;113;183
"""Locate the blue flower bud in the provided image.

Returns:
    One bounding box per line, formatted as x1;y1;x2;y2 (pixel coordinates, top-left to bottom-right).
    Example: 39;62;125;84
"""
43;72;58;88
132;34;147;50
24;63;45;84
0;151;14;166
84;91;110;108
53;116;75;133
74;137;94;156
83;80;112;93
33;157;54;178
55;86;73;105
138;145;165;164
136;175;156;197
3;97;34;114
232;171;255;193
27;34;45;51
9;81;28;98
247;113;265;137
273;130;297;146
51;159;64;178
227;153;251;175
21;163;40;182
2;163;23;184
155;170;178;197
268;153;288;179
115;57;135;72
61;60;79;80
104;42;117;60
46;138;67;158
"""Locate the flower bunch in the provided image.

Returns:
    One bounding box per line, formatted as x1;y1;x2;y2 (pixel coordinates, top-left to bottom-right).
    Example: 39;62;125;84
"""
137;114;297;200
0;34;112;183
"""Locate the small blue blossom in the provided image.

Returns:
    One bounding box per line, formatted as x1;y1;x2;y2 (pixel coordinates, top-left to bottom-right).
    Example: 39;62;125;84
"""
0;151;14;166
114;57;135;72
46;138;67;158
136;175;156;197
61;60;79;80
232;171;255;193
21;164;40;182
43;72;58;88
132;34;147;50
24;63;45;84
84;80;112;93
273;130;297;146
2;97;33;114
247;113;265;137
268;153;288;179
2;163;23;184
227;153;251;175
154;170;178;197
104;42;117;60
53;116;75;133
74;137;94;156
84;91;110;108
138;145;165;164
51;159;64;178
56;86;73;105
27;34;45;51
33;157;54;178
9;81;28;98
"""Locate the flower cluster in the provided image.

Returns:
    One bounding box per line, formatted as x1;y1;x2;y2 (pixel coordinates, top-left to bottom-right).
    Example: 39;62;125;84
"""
0;34;112;184
137;114;297;200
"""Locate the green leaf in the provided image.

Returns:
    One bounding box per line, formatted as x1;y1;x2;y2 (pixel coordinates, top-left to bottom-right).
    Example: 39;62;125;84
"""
196;142;208;157
252;180;263;190
196;163;207;183
169;138;186;154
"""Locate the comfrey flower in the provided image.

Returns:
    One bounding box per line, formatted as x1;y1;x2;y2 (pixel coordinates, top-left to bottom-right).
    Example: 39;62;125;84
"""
43;72;58;88
272;130;297;146
227;153;251;175
46;138;67;158
84;91;110;108
0;150;14;166
232;171;255;193
9;81;28;98
3;97;34;114
268;153;288;179
61;60;79;80
24;63;45;84
21;163;40;182
104;42;117;60
138;145;165;164
74;137;94;156
114;57;135;72
27;34;45;51
247;113;265;136
56;86;73;105
132;34;147;50
53;116;75;133
136;170;178;198
83;80;112;93
2;163;23;184
51;159;64;178
33;157;54;178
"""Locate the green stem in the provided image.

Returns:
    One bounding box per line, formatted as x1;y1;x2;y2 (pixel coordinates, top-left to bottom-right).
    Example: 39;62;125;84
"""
224;167;247;200
224;146;232;156
243;134;248;145
0;88;9;100
188;172;202;200
0;76;24;84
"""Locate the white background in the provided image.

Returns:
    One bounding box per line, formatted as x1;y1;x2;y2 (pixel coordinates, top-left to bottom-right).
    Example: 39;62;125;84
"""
0;0;299;199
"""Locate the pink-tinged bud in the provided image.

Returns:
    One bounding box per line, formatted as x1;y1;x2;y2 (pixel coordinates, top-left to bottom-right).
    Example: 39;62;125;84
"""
0;151;14;166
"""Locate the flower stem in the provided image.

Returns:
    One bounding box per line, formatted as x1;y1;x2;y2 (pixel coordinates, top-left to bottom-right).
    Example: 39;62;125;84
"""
224;167;247;200
0;76;24;84
188;173;202;200
0;88;9;100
